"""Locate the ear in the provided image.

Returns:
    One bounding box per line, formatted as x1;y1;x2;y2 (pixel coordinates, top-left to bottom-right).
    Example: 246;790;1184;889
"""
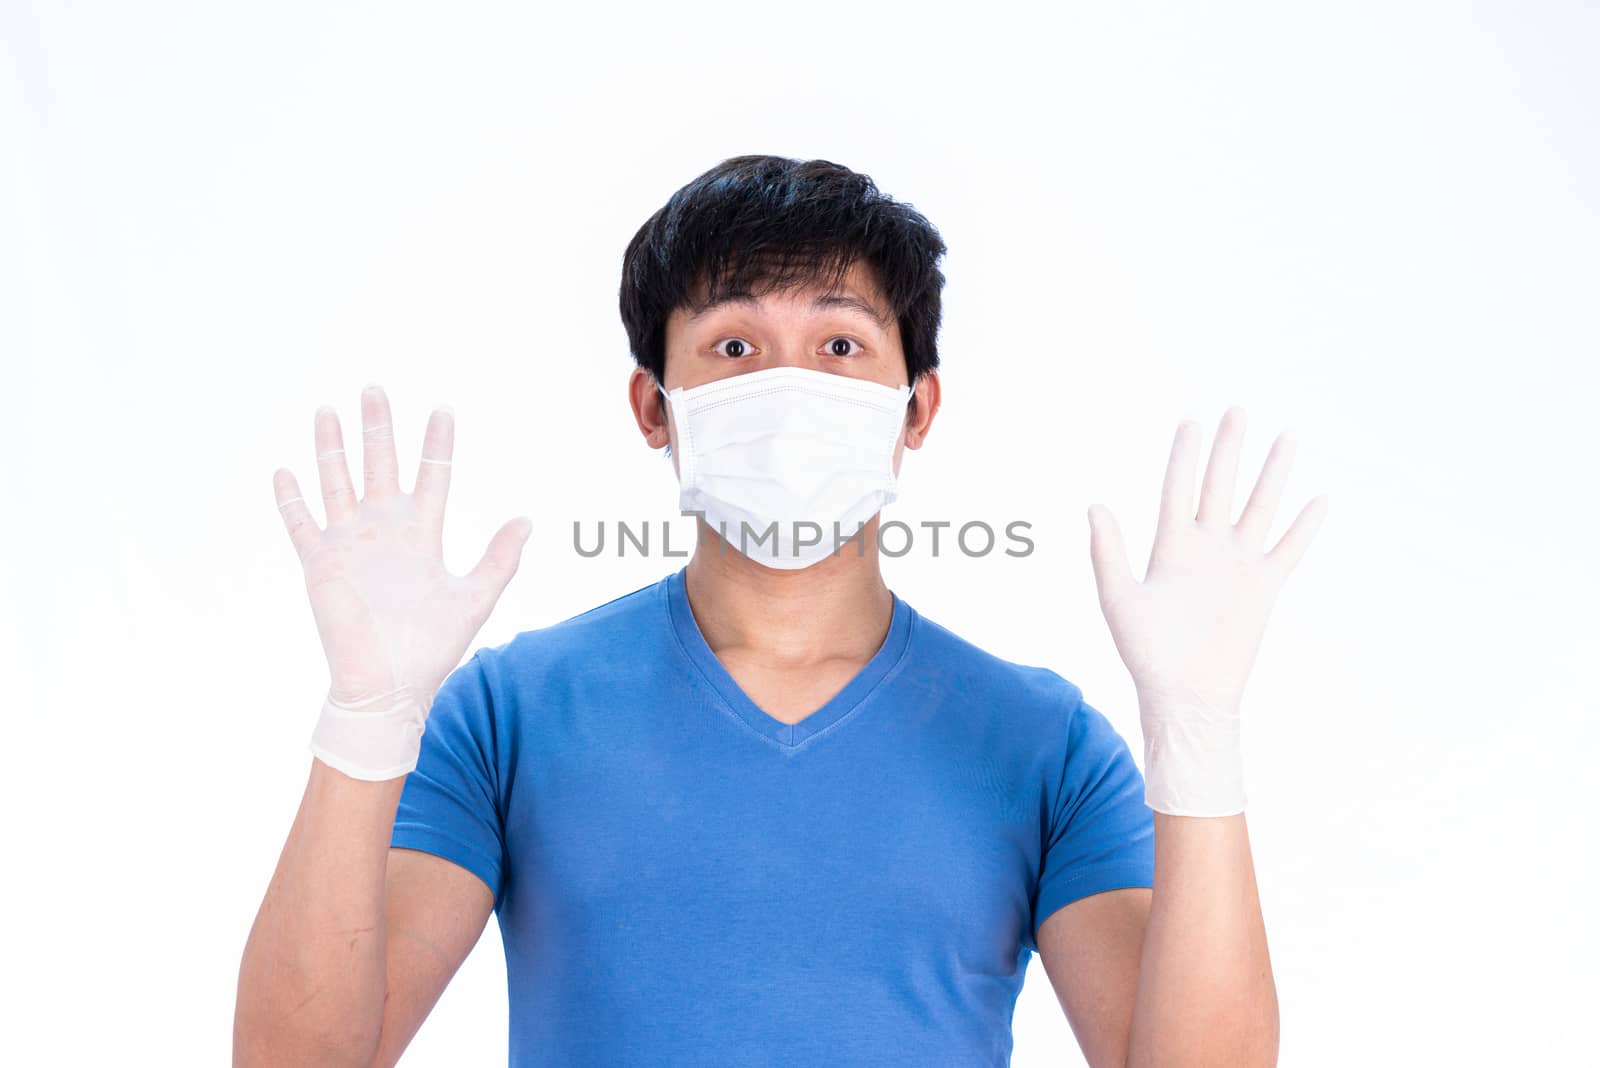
628;366;671;449
904;370;941;449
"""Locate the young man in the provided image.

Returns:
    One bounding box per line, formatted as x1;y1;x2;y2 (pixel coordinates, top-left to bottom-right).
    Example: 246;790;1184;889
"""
236;155;1324;1066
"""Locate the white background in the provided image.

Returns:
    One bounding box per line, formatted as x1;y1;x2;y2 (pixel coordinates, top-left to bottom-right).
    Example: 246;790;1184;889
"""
3;1;1596;1064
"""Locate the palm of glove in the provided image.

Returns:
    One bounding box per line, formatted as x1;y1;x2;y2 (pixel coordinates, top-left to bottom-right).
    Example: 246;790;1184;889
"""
274;386;531;713
1088;407;1328;720
302;493;489;709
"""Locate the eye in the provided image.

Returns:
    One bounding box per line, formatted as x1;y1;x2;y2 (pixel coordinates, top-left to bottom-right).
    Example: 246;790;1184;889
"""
712;337;756;358
822;336;865;358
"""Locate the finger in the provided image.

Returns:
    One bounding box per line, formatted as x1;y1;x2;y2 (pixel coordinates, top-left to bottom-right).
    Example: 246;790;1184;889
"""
413;405;455;521
1196;405;1247;528
467;516;534;596
273;468;321;561
361;384;401;500
1087;504;1137;603
1155;419;1203;537
1236;429;1297;548
1266;494;1329;583
314;405;358;526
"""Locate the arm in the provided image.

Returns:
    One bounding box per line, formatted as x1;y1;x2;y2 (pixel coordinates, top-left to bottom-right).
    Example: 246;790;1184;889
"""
1126;812;1275;1066
234;385;527;1064
368;848;495;1068
1037;812;1277;1068
233;761;493;1066
1056;406;1325;1065
1037;887;1150;1068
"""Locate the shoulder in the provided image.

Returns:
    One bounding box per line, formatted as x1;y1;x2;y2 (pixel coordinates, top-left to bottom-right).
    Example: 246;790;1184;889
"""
474;572;673;683
900;604;1135;803
904;603;1086;726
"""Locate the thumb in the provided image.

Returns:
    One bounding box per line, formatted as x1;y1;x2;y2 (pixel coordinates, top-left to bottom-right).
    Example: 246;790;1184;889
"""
1086;504;1134;606
468;515;533;594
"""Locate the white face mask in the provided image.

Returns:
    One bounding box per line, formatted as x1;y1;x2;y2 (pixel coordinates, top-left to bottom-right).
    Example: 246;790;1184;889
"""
659;366;914;570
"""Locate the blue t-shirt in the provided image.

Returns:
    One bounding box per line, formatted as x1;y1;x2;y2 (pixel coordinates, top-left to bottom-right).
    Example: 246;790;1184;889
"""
392;567;1154;1066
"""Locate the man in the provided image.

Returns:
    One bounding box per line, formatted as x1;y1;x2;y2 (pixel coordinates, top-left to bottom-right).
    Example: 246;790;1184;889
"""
236;155;1324;1066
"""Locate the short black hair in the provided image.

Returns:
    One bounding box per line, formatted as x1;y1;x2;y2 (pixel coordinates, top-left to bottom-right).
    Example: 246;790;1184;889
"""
619;155;948;385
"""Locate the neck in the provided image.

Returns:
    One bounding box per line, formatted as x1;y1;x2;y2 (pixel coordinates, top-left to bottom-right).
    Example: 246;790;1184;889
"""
682;516;894;667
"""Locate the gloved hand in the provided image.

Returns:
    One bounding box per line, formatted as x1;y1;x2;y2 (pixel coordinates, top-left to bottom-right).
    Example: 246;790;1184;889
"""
1086;406;1328;816
272;384;532;781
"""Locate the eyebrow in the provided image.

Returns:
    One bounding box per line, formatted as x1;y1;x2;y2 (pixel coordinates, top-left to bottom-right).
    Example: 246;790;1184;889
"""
686;291;892;329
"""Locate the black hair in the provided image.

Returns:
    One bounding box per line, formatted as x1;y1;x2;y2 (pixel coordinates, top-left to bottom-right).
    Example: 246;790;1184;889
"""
619;155;948;385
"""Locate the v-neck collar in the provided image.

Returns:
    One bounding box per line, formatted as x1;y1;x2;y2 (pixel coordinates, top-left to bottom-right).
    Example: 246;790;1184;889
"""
663;566;915;749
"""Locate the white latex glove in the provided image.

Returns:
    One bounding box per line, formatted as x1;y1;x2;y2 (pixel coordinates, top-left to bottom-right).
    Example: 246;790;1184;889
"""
273;384;532;781
1086;406;1328;816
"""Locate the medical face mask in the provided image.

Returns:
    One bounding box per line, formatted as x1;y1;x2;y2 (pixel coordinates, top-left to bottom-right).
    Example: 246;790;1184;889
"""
659;366;914;570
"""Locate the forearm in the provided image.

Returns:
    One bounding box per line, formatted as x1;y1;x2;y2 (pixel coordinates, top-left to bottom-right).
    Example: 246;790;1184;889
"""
234;755;406;1067
1125;810;1279;1068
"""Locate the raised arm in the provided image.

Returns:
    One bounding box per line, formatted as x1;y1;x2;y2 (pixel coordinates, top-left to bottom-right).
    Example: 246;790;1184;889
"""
233;385;529;1066
1044;406;1327;1065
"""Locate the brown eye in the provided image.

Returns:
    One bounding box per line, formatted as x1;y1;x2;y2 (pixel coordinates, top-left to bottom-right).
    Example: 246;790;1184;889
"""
825;337;862;357
713;338;753;358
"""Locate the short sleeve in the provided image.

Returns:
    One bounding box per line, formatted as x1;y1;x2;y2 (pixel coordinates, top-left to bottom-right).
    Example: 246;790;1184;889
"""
390;652;506;909
1030;693;1155;945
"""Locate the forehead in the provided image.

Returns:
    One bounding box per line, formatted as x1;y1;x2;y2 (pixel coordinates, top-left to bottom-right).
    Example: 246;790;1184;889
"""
678;258;893;326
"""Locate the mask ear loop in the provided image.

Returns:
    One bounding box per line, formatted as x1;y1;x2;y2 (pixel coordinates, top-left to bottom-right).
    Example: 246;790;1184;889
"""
656;381;673;462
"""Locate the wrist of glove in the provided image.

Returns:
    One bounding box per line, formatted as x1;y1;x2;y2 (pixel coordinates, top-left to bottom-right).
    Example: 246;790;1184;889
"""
308;684;432;782
1139;698;1246;817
